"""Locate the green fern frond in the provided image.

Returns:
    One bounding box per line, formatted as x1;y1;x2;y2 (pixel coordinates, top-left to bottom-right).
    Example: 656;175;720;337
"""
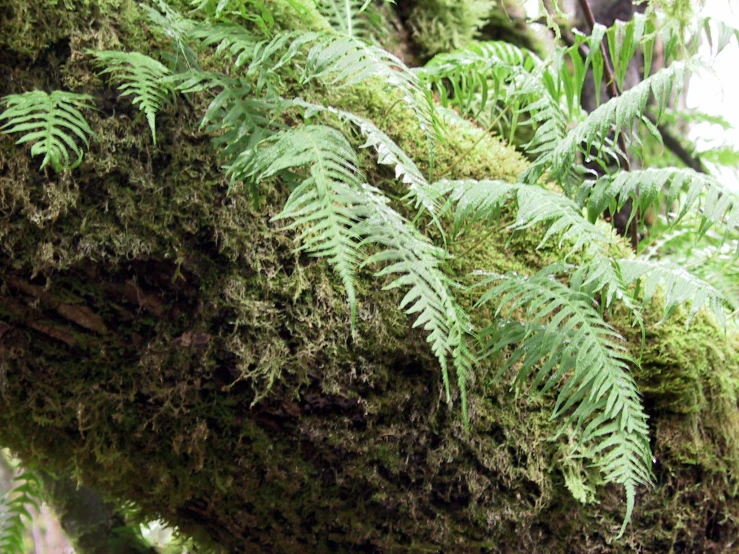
238;122;473;413
526;61;689;185
188;23;304;88
619;258;728;325
243;125;363;322
421;41;567;155
88;50;173;145
288;99;441;219
0;470;43;554
356;184;476;416
477;269;652;536
141;0;199;70
303;34;438;141
0;90;94;171
172;71;282;180
433;179;632;309
317;0;388;39
585;167;739;237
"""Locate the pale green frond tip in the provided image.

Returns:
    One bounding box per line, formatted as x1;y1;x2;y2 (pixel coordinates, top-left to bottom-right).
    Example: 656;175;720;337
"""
87;50;173;145
0;90;94;171
0;469;44;554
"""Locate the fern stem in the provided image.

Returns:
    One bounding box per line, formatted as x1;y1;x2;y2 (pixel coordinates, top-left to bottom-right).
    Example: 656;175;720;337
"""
436;109;507;180
379;97;403;128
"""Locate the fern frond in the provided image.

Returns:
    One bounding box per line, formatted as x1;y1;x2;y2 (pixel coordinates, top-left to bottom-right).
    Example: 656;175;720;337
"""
585;167;739;237
356;184;476;416
526;61;689;185
477;269;652;536
303;34;438;141
88;51;173;144
421;41;567;155
171;71;282;183
0;470;43;554
317;0;388;39
288;99;441;218
244;125;363;322
433;179;632;309
619;258;728;325
0;90;94;171
141;0;199;70
239;122;473;413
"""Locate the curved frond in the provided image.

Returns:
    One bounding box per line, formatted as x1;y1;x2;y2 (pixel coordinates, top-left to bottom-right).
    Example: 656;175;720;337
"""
585;167;739;237
303;34;438;141
477;270;652;536
421;41;567;156
288;99;441;218
88;50;173;144
356;185;476;416
244;125;363;322
526;61;689;185
433;179;632;309
0;470;43;554
0;90;94;171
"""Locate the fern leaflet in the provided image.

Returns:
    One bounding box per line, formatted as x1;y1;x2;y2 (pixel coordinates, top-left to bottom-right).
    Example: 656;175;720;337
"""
584;167;739;237
0;470;43;554
0;90;94;171
88;50;173;144
477;269;652;536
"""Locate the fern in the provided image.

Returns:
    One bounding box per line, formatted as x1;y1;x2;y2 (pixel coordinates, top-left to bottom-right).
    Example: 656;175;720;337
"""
421;41;568;155
302;34;439;141
88;50;173;144
619;258;728;325
287;99;441;218
584;167;739;237
0;90;94;171
239;125;363;322
0;470;42;554
238;123;474;411
432;179;632;309
477;269;652;536
317;0;388;39
526;61;689;185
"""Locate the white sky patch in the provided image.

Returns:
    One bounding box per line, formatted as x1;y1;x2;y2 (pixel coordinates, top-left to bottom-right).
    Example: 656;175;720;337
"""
686;1;739;190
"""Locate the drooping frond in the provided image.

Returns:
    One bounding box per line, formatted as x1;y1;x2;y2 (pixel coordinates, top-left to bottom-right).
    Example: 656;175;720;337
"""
287;99;441;218
0;90;94;171
355;185;476;417
141;0;199;70
88;50;173;144
316;0;388;39
584;167;739;237
240;124;474;411
243;125;364;322
526;61;689;185
619;258;728;325
172;71;282;185
187;23;306;93
477;269;652;536
0;470;43;554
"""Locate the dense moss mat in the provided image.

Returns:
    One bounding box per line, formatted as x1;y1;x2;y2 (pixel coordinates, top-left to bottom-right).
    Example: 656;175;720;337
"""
1;1;739;552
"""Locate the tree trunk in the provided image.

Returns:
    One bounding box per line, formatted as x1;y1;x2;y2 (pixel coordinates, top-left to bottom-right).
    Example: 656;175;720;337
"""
1;1;738;553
